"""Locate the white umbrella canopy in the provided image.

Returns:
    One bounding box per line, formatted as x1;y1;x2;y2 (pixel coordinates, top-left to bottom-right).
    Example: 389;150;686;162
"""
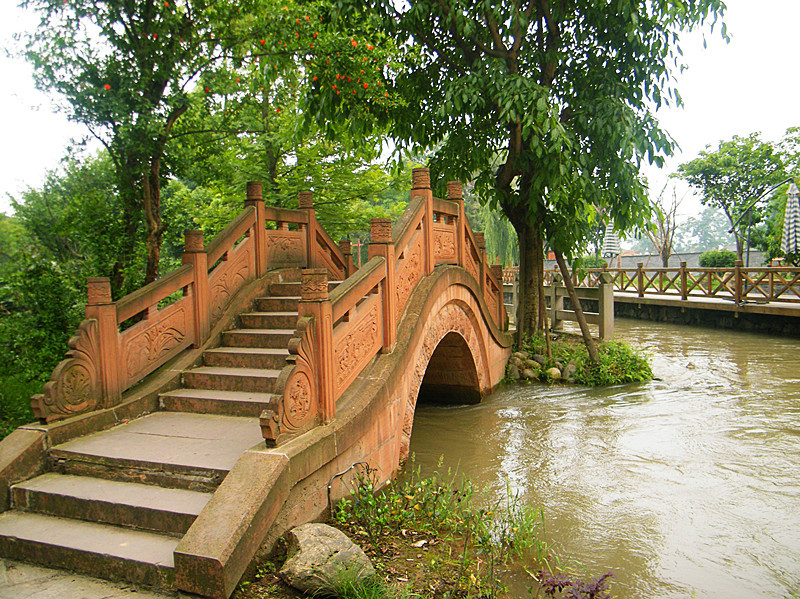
782;182;800;256
601;222;621;258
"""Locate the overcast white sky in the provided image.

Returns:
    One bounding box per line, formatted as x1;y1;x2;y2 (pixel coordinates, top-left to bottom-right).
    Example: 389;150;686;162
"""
1;0;799;216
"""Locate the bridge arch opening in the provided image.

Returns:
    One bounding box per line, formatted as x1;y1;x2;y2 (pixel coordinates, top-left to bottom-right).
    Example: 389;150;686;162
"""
417;331;481;405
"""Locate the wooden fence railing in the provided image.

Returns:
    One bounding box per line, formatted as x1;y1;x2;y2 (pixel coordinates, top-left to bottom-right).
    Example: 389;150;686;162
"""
536;261;800;305
261;171;507;445
34;170;505;443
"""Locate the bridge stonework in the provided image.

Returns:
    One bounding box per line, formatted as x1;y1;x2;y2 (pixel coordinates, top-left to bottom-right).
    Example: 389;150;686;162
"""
0;168;511;599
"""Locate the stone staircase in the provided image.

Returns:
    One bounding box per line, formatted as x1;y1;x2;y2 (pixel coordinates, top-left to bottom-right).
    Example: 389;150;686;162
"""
0;276;305;589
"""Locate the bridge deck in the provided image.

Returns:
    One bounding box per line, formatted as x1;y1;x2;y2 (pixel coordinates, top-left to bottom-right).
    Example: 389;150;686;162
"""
614;291;800;318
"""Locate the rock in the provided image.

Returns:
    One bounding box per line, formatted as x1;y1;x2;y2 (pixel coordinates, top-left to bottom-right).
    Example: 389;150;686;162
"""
523;359;538;369
522;368;537;380
512;351;529;361
554;360;564;370
546;367;561;380
507;364;521;380
279;523;374;594
564;363;577;382
532;354;547;365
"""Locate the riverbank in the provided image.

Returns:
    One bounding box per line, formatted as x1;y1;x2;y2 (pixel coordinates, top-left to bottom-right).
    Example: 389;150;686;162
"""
233;469;613;599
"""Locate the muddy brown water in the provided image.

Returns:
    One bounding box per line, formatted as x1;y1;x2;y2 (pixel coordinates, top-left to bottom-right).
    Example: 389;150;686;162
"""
407;318;800;598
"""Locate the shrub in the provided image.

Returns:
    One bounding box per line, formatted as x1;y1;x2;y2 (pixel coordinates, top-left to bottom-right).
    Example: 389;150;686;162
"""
521;335;652;386
699;249;737;268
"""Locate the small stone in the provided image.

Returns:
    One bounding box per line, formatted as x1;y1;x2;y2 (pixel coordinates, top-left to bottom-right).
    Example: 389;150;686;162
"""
532;354;547;365
522;368;536;379
554;360;564;370
564;363;577;378
279;523;374;594
546;367;561;380
523;359;537;369
507;364;521;380
512;351;529;361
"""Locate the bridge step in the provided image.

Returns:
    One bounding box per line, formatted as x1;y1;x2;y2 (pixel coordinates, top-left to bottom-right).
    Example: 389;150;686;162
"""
255;296;300;312
222;328;296;348
182;366;281;394
160;388;275;417
49;412;262;492
12;473;210;535
268;281;301;296
203;346;290;370
0;511;177;588
239;311;299;329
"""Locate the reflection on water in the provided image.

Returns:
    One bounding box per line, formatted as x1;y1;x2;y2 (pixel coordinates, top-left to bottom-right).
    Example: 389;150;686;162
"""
408;318;800;599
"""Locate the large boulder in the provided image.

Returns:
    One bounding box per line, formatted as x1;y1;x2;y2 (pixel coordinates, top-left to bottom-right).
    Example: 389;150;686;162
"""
279;523;375;594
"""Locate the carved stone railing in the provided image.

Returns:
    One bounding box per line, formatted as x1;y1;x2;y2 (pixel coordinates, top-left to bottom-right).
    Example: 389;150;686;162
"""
261;168;507;445
32;182;350;423
542;261;800;304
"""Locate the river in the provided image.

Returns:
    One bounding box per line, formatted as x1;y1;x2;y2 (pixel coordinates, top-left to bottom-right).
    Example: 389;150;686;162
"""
407;318;800;599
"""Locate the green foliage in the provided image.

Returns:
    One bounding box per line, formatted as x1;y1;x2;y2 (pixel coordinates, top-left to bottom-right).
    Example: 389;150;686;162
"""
699;249;737;268
0;256;86;438
316;567;413;599
521;335;653;386
673;205;733;253
326;0;726;339
677;132;792;260
335;467;553;598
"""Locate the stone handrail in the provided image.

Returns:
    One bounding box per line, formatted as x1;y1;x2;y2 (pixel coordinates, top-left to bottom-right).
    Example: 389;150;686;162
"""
535;261;800;304
261;168;507;446
32;182;347;423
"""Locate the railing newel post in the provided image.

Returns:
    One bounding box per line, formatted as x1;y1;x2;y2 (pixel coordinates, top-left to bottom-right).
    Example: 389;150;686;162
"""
680;261;688;300
735;260;743;304
245;181;267;276
85;277;122;406
338;239;354;277
490;264;505;327
598;271;614;339
299;191;316;269
475;232;486;297
182;230;210;346
299;268;335;423
447;181;466;268
637;262;644;298
413;168;435;275
369;218;396;352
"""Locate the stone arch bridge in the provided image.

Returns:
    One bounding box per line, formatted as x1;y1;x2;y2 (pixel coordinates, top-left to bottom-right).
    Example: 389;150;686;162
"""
0;168;511;598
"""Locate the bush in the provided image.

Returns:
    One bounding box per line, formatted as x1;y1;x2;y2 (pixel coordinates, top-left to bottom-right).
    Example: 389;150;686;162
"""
699;249;737;268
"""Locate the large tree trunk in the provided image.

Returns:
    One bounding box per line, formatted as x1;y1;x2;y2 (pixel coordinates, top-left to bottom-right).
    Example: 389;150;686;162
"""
514;223;545;345
554;250;599;363
142;158;163;285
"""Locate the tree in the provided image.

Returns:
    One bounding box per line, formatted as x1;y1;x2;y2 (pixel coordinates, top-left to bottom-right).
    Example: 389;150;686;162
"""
641;182;686;267
677;133;788;262
673;205;733;253
333;0;726;350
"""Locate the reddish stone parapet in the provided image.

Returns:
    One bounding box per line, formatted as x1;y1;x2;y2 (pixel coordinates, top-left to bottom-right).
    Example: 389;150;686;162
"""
87;278;112;305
